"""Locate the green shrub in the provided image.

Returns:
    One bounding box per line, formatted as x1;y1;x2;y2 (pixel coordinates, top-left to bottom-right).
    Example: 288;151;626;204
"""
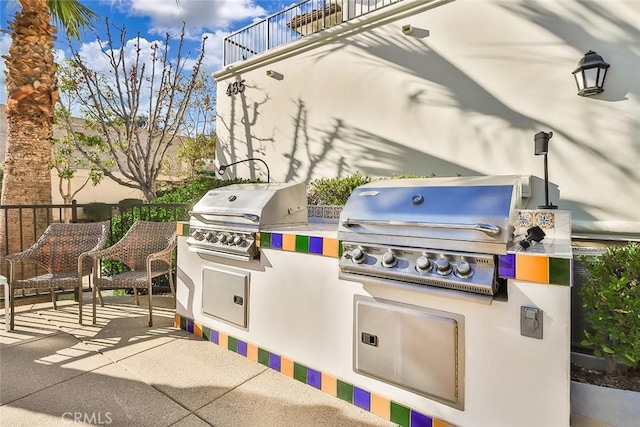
307;172;371;206
118;198;143;206
154;175;254;205
83;202;112;221
581;242;640;374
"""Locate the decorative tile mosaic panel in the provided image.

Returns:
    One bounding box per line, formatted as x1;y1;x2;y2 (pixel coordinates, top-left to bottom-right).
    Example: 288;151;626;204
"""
175;314;456;427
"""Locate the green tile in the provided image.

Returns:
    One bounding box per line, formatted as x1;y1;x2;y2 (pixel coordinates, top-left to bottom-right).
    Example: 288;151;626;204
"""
202;326;210;341
293;362;307;383
258;348;270;366
182;223;190;236
390;401;410;427
339;241;344;258
228;336;238;352
260;232;271;248
336;380;353;403
295;235;309;253
179;316;186;331
549;257;571;286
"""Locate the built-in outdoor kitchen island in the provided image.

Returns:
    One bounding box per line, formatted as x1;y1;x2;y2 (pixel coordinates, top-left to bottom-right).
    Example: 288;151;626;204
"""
175;176;572;427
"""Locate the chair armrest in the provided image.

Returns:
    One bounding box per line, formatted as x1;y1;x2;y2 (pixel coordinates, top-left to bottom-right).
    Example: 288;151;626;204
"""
78;249;102;277
146;234;177;272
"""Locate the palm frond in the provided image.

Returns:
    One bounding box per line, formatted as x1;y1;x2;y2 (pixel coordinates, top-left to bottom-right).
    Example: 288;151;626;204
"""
46;0;97;40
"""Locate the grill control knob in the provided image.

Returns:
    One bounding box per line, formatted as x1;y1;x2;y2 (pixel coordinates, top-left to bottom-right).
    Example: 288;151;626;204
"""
351;248;366;264
416;256;432;272
224;234;233;245
205;232;218;243
382;251;397;268
218;234;228;244
436;258;452;275
233;235;244;246
191;230;204;241
455;260;473;278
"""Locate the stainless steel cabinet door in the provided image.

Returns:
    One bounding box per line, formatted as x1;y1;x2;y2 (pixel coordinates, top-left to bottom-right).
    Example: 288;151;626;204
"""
202;266;249;328
354;296;465;410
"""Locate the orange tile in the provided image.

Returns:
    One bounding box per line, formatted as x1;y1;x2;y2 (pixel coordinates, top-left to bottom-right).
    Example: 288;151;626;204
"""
322;238;339;258
321;372;337;396
218;332;228;349
516;254;549;283
434;419;456;427
370;393;390;420
280;356;294;377
194;322;203;338
174;314;180;329
247;343;258;362
282;234;296;251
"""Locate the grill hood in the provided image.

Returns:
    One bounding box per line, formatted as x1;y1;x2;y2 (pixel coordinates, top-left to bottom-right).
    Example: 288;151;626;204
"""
190;182;307;231
338;175;523;254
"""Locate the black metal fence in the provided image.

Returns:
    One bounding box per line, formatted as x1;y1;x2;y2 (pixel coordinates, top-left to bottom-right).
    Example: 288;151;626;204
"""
0;201;190;305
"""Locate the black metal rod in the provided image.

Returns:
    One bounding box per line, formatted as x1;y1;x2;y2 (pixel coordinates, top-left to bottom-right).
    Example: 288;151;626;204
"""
544;153;549;208
219;158;270;183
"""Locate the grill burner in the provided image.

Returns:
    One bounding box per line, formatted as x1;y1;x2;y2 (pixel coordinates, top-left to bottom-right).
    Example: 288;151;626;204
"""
338;176;524;302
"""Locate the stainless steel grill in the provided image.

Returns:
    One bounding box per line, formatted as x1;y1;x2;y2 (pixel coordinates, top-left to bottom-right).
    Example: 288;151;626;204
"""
338;176;524;302
188;182;307;261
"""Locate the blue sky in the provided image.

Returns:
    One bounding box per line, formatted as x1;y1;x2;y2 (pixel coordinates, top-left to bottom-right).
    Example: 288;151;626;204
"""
0;0;290;104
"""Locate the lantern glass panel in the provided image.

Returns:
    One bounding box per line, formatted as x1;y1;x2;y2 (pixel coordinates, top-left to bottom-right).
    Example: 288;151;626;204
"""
584;67;598;89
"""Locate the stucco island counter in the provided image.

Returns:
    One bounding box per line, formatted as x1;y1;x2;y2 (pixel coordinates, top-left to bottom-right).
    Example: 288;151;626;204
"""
175;206;572;427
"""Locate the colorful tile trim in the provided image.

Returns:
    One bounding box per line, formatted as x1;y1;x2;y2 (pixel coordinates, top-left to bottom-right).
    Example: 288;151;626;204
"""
176;222;190;236
175;314;454;427
256;231;341;259
499;254;572;286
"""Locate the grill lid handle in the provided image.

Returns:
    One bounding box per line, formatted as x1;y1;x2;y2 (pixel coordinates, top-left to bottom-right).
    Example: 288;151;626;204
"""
190;211;260;223
340;218;501;237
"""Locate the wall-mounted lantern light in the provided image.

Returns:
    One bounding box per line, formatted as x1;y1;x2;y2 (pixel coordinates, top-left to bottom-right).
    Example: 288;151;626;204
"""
534;131;557;209
571;50;610;97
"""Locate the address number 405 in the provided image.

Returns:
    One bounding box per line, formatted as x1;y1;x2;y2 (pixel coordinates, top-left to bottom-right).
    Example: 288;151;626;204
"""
226;80;246;96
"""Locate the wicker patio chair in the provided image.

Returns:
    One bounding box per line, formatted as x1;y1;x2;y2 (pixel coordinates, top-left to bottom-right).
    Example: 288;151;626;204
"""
5;221;110;331
91;221;177;327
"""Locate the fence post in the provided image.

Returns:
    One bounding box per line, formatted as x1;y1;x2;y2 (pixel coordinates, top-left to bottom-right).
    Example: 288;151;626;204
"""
71;200;78;223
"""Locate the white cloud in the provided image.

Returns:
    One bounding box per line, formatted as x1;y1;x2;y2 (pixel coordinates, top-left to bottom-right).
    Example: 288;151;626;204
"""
125;0;268;39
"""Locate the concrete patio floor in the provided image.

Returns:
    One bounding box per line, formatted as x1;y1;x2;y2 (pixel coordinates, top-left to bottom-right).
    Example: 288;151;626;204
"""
0;296;395;427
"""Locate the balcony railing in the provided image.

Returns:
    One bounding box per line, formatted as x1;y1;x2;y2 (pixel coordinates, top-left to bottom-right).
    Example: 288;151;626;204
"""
223;0;404;66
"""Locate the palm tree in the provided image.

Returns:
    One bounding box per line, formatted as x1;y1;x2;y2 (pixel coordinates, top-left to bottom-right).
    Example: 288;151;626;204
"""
1;0;95;261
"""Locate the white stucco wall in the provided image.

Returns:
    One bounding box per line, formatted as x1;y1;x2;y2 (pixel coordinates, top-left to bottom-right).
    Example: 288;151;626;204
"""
214;0;640;241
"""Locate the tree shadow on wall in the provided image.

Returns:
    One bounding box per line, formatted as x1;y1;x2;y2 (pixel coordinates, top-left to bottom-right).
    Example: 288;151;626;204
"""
216;78;274;181
282;97;479;181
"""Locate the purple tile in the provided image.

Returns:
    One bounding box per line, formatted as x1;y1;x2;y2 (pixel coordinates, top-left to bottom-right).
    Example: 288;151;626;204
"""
271;233;283;249
499;253;516;278
186;319;194;333
210;329;219;344
269;353;281;371
307;368;322;389
410;410;433;427
309;236;324;254
237;340;248;356
353;387;370;411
